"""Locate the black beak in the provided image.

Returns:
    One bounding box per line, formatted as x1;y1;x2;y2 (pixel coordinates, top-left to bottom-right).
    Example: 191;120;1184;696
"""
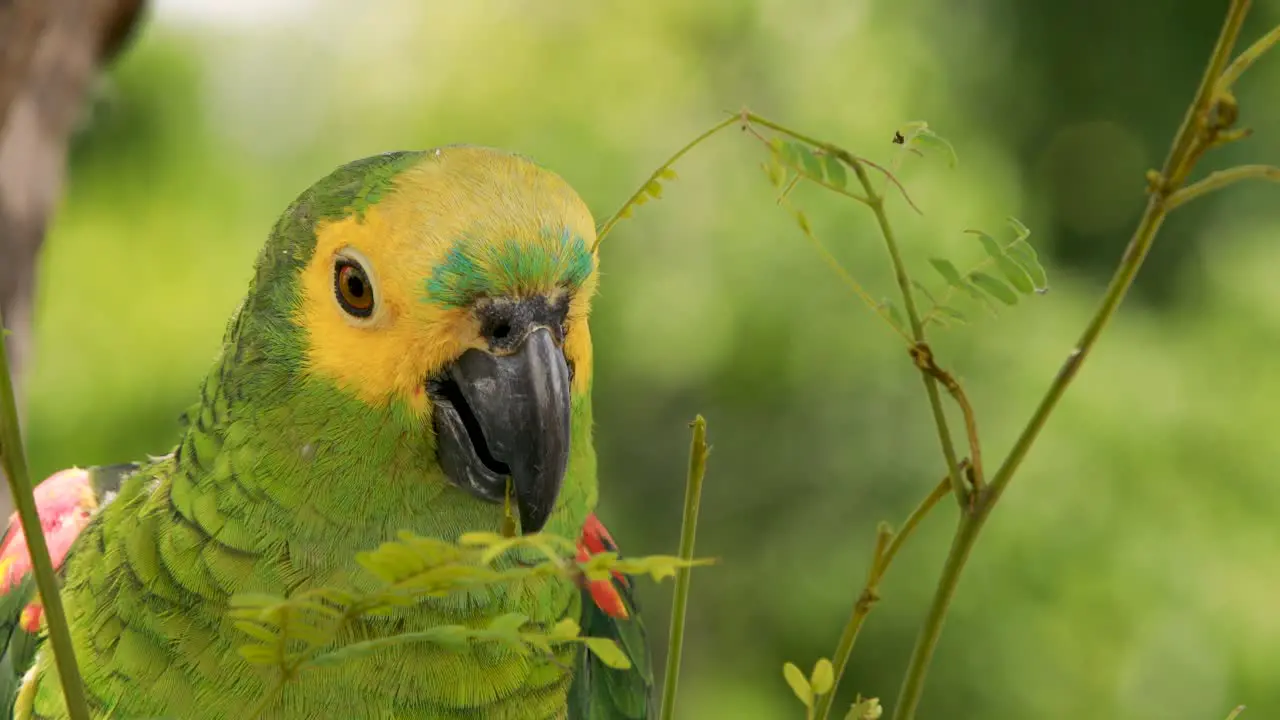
431;327;571;534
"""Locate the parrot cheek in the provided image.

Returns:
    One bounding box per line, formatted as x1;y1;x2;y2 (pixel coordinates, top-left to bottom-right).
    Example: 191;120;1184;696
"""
428;327;572;534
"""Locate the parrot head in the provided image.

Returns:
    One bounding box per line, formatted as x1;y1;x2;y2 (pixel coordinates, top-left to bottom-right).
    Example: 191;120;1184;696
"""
232;146;598;535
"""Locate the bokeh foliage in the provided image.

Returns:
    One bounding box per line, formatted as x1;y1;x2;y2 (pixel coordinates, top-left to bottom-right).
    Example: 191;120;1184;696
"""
24;0;1280;718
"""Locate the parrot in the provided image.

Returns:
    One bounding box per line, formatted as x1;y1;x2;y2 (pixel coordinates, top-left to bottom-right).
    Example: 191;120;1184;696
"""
0;146;652;719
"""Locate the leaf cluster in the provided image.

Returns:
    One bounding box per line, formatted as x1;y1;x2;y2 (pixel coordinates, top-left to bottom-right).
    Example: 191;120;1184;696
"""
230;530;708;682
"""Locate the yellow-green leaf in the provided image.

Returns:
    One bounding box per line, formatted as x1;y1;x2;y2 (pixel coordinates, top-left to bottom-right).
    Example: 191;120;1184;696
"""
762;160;786;189
810;658;834;695
550;618;581;640
845;695;883;720
783;661;813;708
585;638;632;670
793;209;812;235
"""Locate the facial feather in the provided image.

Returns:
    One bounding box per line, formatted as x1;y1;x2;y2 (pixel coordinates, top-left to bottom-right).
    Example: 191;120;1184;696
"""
294;146;599;407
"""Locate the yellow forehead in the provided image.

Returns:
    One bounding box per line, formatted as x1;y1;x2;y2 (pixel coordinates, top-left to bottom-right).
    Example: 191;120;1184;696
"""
295;147;599;408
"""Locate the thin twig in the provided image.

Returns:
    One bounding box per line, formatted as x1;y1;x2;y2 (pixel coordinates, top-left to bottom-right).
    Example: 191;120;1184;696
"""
1218;22;1280;92
910;345;983;489
811;470;955;720
1166;164;1280;211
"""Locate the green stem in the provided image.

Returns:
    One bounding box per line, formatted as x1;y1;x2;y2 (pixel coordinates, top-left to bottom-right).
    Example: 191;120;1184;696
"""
658;415;710;720
812;473;953;720
889;2;1255;718
1216;19;1280;93
849;161;967;507
1165;164;1280;211
0;321;92;719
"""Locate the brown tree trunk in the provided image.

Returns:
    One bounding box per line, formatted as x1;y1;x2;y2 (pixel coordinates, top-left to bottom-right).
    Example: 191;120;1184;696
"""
0;0;146;518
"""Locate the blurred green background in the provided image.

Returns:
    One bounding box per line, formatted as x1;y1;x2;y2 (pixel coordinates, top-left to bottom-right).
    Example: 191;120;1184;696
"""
19;0;1280;717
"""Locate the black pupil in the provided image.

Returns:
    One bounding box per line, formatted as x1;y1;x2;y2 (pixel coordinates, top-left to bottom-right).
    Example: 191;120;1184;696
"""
345;271;366;299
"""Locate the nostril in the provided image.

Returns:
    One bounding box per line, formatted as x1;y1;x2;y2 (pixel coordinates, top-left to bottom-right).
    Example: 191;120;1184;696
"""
491;322;511;340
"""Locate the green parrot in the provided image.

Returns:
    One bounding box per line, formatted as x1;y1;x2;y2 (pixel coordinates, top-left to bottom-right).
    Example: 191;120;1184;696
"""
0;147;651;719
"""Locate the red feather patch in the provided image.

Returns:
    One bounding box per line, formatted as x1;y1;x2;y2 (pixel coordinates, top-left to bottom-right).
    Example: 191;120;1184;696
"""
577;513;629;619
0;468;99;631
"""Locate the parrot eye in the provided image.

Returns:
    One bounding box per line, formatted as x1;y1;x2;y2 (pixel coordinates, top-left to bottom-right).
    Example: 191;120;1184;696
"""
334;254;376;319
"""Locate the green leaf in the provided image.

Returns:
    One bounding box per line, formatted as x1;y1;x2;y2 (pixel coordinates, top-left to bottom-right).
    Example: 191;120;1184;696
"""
916;130;958;168
644;180;663;199
822;154;848;188
928;258;965;287
781;141;802;168
659;168;678;181
936;305;968;324
585;637;632;670
968;229;1034;294
898;121;958;168
931;258;985;300
799;146;824;180
1006;241;1049;291
783;662;813;708
810;658;834;695
967;229;1002;260
911;279;938;306
969;272;1018;305
1007;215;1031;243
997;257;1034;294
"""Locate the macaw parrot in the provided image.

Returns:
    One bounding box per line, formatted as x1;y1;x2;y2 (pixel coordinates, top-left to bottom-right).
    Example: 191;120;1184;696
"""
0;147;651;719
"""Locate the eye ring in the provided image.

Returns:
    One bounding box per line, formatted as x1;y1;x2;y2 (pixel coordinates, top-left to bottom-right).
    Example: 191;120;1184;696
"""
333;252;376;319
